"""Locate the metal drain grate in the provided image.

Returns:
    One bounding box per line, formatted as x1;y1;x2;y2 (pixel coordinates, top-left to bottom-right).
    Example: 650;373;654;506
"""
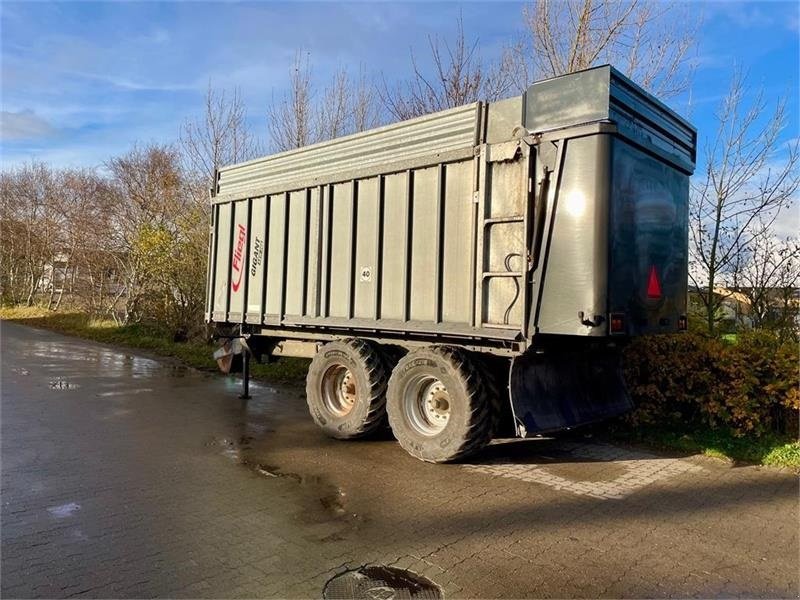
324;566;442;600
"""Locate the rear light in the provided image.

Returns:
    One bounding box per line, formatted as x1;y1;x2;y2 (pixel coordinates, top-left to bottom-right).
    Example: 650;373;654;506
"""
610;313;626;334
647;265;662;299
678;315;687;330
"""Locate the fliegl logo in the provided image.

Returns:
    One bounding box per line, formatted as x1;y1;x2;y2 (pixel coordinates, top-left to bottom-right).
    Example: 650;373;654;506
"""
231;224;247;292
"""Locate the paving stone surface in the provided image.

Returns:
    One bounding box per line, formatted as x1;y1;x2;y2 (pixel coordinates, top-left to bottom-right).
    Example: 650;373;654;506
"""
464;443;705;500
1;321;798;599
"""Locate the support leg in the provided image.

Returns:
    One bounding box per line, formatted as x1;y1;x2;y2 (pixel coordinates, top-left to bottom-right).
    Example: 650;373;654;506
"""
239;349;251;400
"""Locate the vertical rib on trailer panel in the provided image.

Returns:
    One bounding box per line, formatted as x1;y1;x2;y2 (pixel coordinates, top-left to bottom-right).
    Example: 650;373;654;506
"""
354;177;379;320
442;160;474;325
284;190;307;317
328;181;353;318
321;185;332;318
278;192;290;322
409;167;437;322
306;186;322;318
433;164;445;323
205;204;217;321
300;188;312;317
223;202;236;320
379;173;407;320
260;196;271;323
241;198;252;324
373;176;385;320
213;203;233;322
246;197;267;324
265;194;287;323
473;147;488;328
402;170;414;322
228;199;249;322
347;181;358;320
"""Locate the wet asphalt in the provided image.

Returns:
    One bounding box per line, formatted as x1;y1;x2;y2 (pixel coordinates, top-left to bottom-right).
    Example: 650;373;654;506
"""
1;321;798;599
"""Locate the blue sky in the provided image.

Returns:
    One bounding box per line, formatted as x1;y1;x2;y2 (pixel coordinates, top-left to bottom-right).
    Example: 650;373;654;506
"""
1;0;798;176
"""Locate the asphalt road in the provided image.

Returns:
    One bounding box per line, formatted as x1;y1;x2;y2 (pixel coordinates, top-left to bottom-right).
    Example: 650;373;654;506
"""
1;321;798;599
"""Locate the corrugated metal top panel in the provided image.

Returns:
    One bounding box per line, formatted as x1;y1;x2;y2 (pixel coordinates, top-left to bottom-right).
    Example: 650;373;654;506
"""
214;102;481;203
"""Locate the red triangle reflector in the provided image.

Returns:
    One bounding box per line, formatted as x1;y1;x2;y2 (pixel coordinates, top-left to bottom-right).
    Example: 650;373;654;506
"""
647;266;662;299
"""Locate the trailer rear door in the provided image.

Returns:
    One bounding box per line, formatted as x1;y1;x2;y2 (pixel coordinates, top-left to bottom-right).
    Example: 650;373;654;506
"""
607;140;690;335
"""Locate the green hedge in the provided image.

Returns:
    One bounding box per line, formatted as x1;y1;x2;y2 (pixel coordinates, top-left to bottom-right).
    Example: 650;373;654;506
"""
623;331;799;438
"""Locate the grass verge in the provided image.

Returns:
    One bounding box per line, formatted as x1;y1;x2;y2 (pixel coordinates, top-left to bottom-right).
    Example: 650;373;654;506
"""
610;424;800;469
0;306;308;383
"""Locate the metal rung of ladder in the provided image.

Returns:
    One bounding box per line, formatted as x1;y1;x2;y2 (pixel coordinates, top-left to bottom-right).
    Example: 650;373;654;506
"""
483;215;524;226
482;271;523;279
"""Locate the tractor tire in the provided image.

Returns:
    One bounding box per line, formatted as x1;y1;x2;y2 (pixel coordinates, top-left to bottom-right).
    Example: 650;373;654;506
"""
386;345;493;462
306;338;389;439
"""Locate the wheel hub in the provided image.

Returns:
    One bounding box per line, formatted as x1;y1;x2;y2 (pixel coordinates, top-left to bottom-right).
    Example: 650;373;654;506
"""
322;364;357;417
340;371;356;407
424;386;450;423
403;376;451;436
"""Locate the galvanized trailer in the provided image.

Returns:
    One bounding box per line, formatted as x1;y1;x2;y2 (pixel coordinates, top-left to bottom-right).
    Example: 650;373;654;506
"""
206;65;696;462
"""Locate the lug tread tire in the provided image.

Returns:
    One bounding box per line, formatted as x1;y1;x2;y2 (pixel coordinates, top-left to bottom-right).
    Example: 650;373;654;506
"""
306;338;389;439
387;345;493;463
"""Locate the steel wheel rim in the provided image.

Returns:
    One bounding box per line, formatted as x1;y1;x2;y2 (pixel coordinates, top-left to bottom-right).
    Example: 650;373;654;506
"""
403;375;451;436
322;364;357;417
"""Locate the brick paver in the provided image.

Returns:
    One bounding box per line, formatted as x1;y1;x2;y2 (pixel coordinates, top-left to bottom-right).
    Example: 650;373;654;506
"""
464;442;705;499
1;321;798;598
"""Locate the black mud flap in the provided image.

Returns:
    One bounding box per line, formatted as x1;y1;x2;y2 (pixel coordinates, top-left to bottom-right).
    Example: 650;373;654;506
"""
509;346;633;437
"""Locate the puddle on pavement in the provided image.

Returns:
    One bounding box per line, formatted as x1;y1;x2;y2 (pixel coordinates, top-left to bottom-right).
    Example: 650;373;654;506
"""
324;566;442;599
30;342;192;379
100;408;134;420
207;435;351;522
208;437;243;461
96;388;154;398
207;435;255;461
222;377;275;395
242;459;349;518
47;502;80;518
240;422;272;436
49;380;80;390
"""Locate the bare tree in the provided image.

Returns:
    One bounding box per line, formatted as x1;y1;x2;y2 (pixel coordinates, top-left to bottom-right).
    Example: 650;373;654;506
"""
0;164;118;312
732;221;800;336
690;70;800;334
316;67;352;142
381;14;515;121
505;0;697;97
315;65;381;140
180;83;261;188
267;53;381;151
0;162;62;306
267;51;315;152
351;65;380;133
0;172;24;304
53;169;117;312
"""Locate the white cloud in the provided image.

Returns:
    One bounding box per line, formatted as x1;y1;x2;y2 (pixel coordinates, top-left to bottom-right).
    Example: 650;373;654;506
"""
66;69;198;93
772;197;800;239
707;3;781;30
0;110;57;141
140;28;170;45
